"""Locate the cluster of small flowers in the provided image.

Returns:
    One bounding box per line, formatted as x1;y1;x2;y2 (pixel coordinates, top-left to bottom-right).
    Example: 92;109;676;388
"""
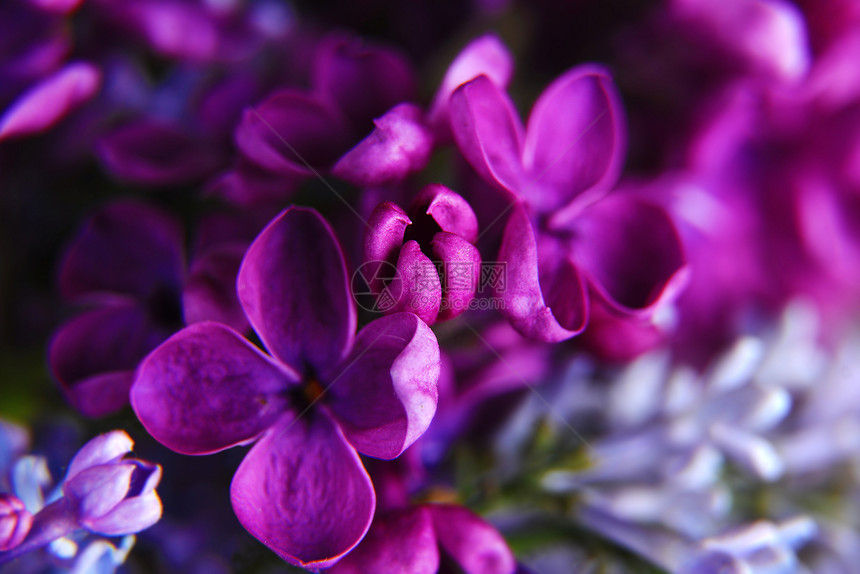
3;0;860;573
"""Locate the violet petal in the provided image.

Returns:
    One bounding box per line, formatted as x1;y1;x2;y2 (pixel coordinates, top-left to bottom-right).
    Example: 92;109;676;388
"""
325;312;440;460
238;206;356;378
328;507;440;574
432;232;481;322
182;243;249;333
364;201;412;294
428;504;517;574
59;199;184;302
566;195;687;314
65;431;133;482
410;184;479;243
450;75;525;196
522;65;626;212
497;203;587;341
391;241;442;324
234;89;349;175
0;494;33;552
131;322;297;455
332;103;433;187
0;61;100;140
84;490;162;536
63;464;134;523
230;412;375;569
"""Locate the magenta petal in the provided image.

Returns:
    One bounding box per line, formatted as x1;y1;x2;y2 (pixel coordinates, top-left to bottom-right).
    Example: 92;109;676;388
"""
0;62;100;140
328;507;440;574
234;90;350;175
326;312;440;460
85;490;162;536
49;303;170;417
130;322;297;455
567;195;687;314
238;207;356;377
97;120;222;186
450;75;525;195
364;201;411;294
432;232;481;322
182;244;249;333
497;204;587;341
230;412;375;569
410;184;479;243
522;65;626;212
391;241;441;324
27;0;83;15
332;103;433;187
65;431;133;482
313;33;416;135
64;464;133;523
428;505;516;574
59;200;184;301
428;34;513;140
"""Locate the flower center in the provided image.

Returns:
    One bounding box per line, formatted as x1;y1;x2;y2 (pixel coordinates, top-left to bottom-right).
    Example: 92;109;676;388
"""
302;378;326;405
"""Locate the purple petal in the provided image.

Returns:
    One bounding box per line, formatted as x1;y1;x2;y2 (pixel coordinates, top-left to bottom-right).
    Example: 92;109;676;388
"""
428;34;514;141
182;244;249;333
84;489;162;536
59;199;184;301
497;203;587;341
130;322;297;455
26;0;83;15
332;103;433;187
364;201;412;293
391;241;441;324
114;1;218;62
238;207;356;377
230;412;375;569
410;184;479;243
312;33;416;136
0;62;100;140
567;195;687;314
450;75;525;196
325;312;440;460
522;65;626;212
65;431;133;482
97;120;222;186
49;303;171;417
432;232;481;322
328;507;440;574
428;504;516;574
0;494;33;552
235;89;350;175
63;464;134;523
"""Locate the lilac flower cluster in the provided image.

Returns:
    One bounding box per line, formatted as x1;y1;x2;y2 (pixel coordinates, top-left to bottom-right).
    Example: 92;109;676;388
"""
4;0;860;573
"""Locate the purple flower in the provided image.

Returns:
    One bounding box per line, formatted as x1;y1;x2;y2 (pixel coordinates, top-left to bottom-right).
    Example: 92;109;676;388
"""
49;199;248;417
327;504;516;574
131;206;441;568
0;431;162;566
0;494;32;552
363;184;481;323
450;64;687;342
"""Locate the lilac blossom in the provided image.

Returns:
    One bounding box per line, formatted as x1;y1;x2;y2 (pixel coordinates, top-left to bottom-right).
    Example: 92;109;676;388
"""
0;493;32;551
49;199;248;417
131;206;441;568
0;430;161;569
449;61;687;342
363;184;481;323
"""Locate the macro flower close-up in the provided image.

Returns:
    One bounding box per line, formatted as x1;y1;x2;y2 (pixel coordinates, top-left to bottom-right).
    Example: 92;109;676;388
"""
3;1;860;573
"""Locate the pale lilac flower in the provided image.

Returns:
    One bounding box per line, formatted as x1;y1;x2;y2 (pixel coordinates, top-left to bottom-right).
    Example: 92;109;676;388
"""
131;206;441;568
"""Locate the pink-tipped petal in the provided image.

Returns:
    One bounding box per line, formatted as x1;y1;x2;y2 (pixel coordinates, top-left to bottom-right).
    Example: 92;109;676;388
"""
410;184;479;243
497;203;587;341
522;65;626;212
0;62;100;140
332;103;433;187
326;312;440;460
450;75;525;196
230;412;375;569
238;207;356;377
131;322;297;455
328;507;440;574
